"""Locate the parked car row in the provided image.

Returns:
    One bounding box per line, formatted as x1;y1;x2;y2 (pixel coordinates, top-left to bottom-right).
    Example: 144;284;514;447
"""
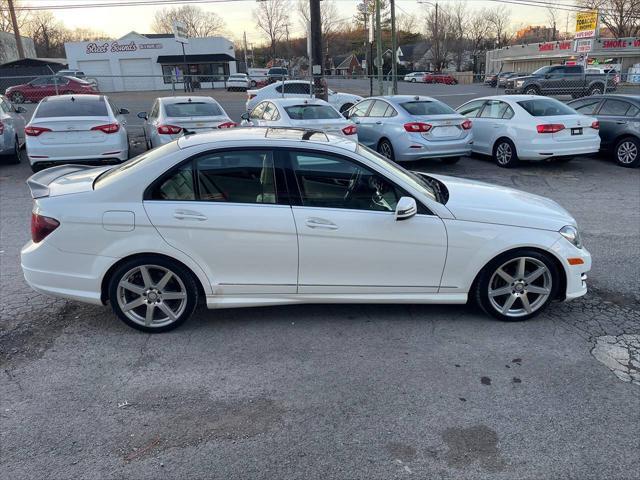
5;75;99;104
402;72;459;85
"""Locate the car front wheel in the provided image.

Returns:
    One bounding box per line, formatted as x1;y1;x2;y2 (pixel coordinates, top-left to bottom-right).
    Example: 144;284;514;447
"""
11;92;24;103
614;136;640;167
108;256;199;333
524;86;539;95
474;250;559;321
493;138;518;168
377;138;395;160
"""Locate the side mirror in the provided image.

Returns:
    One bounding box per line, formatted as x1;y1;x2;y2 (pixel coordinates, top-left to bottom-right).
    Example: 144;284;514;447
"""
119;108;130;115
137;112;148;120
14;106;26;113
395;197;417;221
240;112;249;121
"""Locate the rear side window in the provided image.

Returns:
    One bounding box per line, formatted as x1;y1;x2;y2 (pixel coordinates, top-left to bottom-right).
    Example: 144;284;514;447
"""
517;99;575;116
598;99;637;116
400;101;455;116
164;102;223;117
284;104;341;120
569;98;601;115
35;99;108;118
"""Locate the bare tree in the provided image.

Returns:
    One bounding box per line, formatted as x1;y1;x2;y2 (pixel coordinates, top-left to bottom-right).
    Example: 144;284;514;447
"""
0;0;28;33
546;7;558;41
151;5;226;37
397;12;419;33
23;11;67;58
297;0;340;37
487;5;512;48
466;9;492;73
253;0;290;61
450;1;468;71
576;0;640;37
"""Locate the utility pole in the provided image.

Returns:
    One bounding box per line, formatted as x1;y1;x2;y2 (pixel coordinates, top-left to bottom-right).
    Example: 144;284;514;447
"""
375;0;383;95
434;2;438;71
243;31;249;71
390;0;398;94
7;0;25;59
310;0;327;100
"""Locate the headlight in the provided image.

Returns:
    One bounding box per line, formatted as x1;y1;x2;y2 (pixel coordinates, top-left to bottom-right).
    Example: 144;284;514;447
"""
559;225;582;249
515;80;524;87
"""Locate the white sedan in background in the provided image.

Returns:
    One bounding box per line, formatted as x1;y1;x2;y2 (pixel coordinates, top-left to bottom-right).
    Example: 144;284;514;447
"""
403;72;427;83
246;80;362;113
138;96;235;149
241;98;358;139
456;95;600;167
22;128;590;333
25;94;130;172
226;73;251;91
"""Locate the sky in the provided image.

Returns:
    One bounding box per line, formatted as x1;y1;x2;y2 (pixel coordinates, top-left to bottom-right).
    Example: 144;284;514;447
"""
26;0;571;45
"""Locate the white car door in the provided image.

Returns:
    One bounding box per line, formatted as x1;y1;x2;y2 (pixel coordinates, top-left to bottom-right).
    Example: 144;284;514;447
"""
143;148;298;294
475;100;514;153
287;149;448;294
457;99;489;153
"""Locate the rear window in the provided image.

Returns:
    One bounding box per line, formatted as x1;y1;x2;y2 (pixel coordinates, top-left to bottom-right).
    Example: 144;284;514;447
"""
35;99;108;118
517;99;575;117
400;101;456;116
284;104;341;120
164;102;223;117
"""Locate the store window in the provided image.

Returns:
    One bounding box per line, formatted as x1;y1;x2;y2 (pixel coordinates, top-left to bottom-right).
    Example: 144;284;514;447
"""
161;63;230;84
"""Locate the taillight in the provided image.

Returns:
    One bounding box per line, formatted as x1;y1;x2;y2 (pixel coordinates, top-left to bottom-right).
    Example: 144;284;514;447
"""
248;93;256;99
91;123;120;134
591;120;599;129
31;213;59;243
341;125;357;135
404;122;432;133
0;121;4;135
536;124;564;134
157;124;182;135
461;119;472;130
217;121;237;129
25;126;52;137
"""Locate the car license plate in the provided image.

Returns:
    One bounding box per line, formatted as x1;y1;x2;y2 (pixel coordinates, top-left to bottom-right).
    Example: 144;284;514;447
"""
571;127;583;135
431;126;458;137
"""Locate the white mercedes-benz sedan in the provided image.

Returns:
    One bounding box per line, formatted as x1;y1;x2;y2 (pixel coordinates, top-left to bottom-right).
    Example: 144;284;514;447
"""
21;128;591;333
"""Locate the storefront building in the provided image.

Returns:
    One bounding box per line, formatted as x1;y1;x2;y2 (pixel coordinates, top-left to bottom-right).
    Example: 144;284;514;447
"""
64;32;236;92
486;37;640;76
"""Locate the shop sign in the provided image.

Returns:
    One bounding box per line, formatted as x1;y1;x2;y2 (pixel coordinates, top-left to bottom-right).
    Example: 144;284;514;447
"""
576;39;593;53
601;38;640;49
538;41;573;52
575;10;598;39
85;41;163;54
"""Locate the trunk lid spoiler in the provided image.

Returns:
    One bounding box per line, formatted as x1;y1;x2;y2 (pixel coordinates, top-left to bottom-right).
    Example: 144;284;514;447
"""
26;164;98;199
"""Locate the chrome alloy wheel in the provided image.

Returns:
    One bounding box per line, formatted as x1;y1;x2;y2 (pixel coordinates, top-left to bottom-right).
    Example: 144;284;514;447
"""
495;142;513;165
487;257;552;318
617;140;638;165
116;265;188;328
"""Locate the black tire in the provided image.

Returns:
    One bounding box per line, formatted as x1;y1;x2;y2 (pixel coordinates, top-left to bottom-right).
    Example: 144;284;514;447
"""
11;92;24;104
377;138;395;161
473;249;560;322
250;80;257;87
614;136;640;168
492;138;519;168
108;255;199;333
339;103;354;114
30;162;45;173
5;137;20;164
441;156;460;164
411;78;417;83
554;156;573;163
588;84;604;96
524;86;539;95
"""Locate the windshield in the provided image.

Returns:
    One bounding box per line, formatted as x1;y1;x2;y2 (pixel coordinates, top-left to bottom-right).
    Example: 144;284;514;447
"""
164;102;223;117
356;144;438;203
400;100;456;116
517;98;576;116
532;66;551;75
285;104;341;120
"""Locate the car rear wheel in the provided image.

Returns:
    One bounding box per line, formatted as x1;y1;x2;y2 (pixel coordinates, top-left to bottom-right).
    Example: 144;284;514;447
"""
377;138;395;161
250;80;257;87
588;85;603;96
474;250;559;321
493;138;518;168
108;256;199;333
11;92;24;103
441;156;460;164
614;136;640;167
3;137;20;164
524;86;539;95
411;78;417;83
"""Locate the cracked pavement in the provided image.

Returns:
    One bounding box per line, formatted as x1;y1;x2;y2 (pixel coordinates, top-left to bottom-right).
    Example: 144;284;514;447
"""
1;126;639;479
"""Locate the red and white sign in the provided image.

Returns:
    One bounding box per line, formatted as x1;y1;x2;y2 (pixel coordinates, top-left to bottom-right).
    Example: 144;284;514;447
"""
538;41;573;52
85;41;163;54
576;39;593;53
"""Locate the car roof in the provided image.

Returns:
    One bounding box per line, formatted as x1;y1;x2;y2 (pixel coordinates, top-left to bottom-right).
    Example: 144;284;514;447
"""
468;95;545;102
158;96;218;104
568;94;640;102
371;95;438;103
262;98;330;107
41;94;105;103
177;127;357;151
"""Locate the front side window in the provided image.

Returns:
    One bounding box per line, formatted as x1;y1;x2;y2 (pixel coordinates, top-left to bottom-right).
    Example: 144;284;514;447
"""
290;151;401;212
349;99;373;118
261;102;278;120
479;100;510;119
456;100;486;118
282;83;310;94
250;102;266;119
368;100;391;117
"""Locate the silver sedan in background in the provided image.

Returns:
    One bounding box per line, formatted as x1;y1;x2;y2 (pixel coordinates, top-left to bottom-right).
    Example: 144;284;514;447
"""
138;96;235;149
240;98;358;139
0;94;26;164
345;95;473;163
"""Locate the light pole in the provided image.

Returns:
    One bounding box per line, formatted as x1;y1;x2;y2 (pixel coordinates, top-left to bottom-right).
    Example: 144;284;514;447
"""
418;1;438;71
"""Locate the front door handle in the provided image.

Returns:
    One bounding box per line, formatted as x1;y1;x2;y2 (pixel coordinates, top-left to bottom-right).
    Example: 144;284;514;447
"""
616;121;628;125
305;217;338;230
173;210;207;221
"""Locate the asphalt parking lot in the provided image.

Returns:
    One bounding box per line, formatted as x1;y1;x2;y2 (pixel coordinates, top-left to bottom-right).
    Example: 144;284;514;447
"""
1;86;639;479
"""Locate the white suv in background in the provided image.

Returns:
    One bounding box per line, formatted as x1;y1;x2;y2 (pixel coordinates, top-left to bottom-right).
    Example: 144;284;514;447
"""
246;80;362;114
25;94;130;172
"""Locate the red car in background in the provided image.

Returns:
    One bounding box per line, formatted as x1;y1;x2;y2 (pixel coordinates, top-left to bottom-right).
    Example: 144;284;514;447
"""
423;73;458;85
5;75;98;103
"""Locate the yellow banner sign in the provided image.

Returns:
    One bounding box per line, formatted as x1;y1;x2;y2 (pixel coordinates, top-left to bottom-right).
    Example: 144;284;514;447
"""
575;10;598;39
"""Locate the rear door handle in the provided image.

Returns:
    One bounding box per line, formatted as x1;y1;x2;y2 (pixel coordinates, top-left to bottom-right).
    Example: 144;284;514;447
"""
375;121;382;125
305;217;338;230
173;210;207;221
616;121;628;125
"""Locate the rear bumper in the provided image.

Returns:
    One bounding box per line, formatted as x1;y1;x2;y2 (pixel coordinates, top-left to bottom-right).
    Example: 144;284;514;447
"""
395;134;473;161
517;138;600;160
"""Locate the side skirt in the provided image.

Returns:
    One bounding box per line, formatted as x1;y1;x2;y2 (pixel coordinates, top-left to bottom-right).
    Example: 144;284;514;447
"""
205;293;468;309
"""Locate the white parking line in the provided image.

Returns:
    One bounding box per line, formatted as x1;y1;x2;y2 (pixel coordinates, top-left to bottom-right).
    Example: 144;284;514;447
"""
431;92;482;97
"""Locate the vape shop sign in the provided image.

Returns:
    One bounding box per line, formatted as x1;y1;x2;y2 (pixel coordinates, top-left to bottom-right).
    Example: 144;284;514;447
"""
85;41;163;54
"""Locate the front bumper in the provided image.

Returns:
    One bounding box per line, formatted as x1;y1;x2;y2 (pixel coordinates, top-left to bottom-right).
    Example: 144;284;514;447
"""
550;238;592;301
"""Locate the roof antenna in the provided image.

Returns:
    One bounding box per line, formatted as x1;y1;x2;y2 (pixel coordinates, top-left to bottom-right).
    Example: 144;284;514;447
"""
70;96;75;102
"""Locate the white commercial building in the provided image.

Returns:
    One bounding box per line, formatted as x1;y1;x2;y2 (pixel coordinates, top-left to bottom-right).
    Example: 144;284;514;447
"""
64;32;236;92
